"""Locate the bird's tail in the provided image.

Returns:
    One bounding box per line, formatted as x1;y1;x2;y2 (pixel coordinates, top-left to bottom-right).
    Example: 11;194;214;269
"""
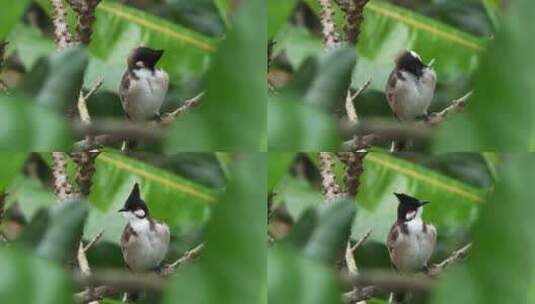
389;291;406;303
390;139;413;152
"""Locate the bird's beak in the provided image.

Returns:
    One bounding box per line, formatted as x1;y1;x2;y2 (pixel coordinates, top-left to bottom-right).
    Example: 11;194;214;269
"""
421;201;431;206
118;208;127;213
428;58;435;67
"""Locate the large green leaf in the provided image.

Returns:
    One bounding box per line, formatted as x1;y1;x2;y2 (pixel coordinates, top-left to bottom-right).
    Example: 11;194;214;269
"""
284;0;488;92
432;154;535;303
434;0;535;151
268;247;342;304
0;0;31;39
164;153;266;304
165;0;265;151
84;151;217;244
0;95;72;150
268;98;341;151
6;23;56;70
0;247;72;304
0;153;27;191
36;0;216;92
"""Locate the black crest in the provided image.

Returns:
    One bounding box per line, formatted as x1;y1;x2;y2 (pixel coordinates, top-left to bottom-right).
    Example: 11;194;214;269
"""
119;183;149;216
394;192;428;221
396;51;426;78
127;47;164;70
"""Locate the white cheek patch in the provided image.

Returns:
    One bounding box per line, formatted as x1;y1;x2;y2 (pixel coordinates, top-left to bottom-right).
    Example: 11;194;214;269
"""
406;210;416;220
134;209;146;218
136;61;144;68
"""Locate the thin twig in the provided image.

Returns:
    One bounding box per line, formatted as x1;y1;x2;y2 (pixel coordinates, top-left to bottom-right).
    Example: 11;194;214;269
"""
83;231;104;252
426;91;473;125
74;119;164;142
159;92;205;127
78;77;103;124
427;243;472;276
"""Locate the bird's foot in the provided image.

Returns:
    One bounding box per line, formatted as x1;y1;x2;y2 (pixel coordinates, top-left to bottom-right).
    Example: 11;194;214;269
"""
153;112;163;122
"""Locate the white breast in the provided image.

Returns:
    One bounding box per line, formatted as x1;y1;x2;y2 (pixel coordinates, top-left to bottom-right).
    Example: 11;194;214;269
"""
396;218;435;272
129;68;169;121
395;68;436;120
124;217;170;272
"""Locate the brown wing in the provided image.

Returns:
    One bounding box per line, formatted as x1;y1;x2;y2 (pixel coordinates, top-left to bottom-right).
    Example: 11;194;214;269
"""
385;69;405;121
387;223;400;253
120;224;136;258
119;71;131;119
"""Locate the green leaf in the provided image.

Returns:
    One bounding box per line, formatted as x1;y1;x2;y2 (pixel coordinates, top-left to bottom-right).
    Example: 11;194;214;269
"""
432;154;535;303
0;0;31;39
165;0;266;151
0;247;73;304
434;0;535;151
268;152;295;192
268;247;342;304
0;95;72;150
84;151;216;244
268;98;341;151
35;201;89;264
20;47;88;112
303;199;356;264
285;208;319;249
482;0;502;27
6;23;56;70
268;0;298;38
293;0;488;91
164;154;266;304
0;153;27;191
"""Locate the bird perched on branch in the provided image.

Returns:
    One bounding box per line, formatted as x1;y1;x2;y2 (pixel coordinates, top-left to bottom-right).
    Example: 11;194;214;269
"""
119;46;169;150
387;193;436;302
385;50;436;151
119;183;170;273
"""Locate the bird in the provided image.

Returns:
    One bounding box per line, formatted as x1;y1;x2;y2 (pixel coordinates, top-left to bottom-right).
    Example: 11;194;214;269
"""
385;50;437;151
119;46;169;150
386;192;436;302
119;183;170;273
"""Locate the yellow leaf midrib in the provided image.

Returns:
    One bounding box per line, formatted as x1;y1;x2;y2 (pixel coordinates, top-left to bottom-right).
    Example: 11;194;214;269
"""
366;1;485;51
98;153;217;203
97;2;216;52
366;153;485;203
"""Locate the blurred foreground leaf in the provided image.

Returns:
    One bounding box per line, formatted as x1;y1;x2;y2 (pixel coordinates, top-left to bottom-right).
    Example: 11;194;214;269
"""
165;0;266;151
434;0;535;151
432;154;535;303
0;247;72;304
0;0;31;39
164;154;266;304
34;201;88;264
0;95;72;150
0;153;27;191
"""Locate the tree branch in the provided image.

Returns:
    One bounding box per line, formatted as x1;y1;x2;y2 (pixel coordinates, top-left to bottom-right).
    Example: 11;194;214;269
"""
50;0;74;49
318;0;340;48
319;152;342;203
342;243;472;303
